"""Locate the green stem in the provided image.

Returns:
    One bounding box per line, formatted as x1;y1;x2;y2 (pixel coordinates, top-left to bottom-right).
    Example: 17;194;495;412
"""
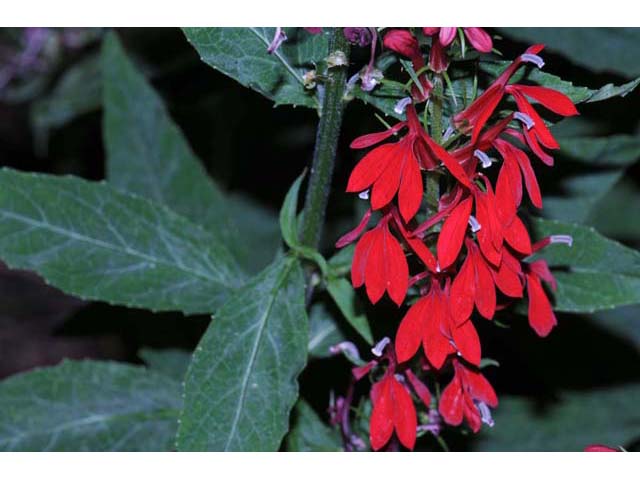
299;28;350;249
430;76;444;144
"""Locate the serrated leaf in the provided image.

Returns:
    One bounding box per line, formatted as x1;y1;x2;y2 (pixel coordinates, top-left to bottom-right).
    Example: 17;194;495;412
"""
531;218;640;313
586;77;640;103
0;360;182;451
279;171;305;248
498;28;640;78
308;303;346;358
326;277;373;345
475;384;640;451
176;256;308;451
0;168;243;314
139;348;192;381
102;33;280;275
183;27;326;109
286;400;342;451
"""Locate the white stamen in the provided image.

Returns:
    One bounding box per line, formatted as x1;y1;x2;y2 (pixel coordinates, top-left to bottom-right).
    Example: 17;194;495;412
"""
468;215;482;233
474;149;493;168
329;341;361;362
394;97;413;115
550;234;573;247
514;112;535;130
371;337;391;357
436;262;441;273
358;190;370;200
520;53;545;69
476;401;495;427
443;125;456;141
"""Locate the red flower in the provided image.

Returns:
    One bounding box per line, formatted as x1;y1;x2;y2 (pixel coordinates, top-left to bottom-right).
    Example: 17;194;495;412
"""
423;27;493;53
439;359;498;433
383;29;432;102
370;373;417;450
351;217;408;306
450;238;497;324
453;45;550;143
396;280;481;368
347;104;470;222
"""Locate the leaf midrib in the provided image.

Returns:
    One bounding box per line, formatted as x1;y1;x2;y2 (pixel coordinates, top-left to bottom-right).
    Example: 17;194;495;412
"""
223;258;296;450
0;208;227;286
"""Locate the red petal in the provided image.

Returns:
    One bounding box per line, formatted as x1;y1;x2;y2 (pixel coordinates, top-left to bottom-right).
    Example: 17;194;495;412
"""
423;134;472;188
423;289;455;369
370;152;404;211
438;27;457;46
439;374;464;426
437;196;473;270
350;122;406;149
405;370;432;407
473;247;497;320
453;319;481;366
514;85;578;117
510;89;559;149
474;189;502;267
383;29;420;58
526;272;557;337
370;377;394;450
398;146;423;222
364;227;386;303
503;215;532;255
382;226;409;305
463;395;483;433
513;144;543;208
464;367;498;407
529;259;557;291
406;236;438;272
396;297;428;363
391;377;417;450
351;228;376;288
347;143;395;193
463;28;493;53
450;250;475;325
493;252;524;298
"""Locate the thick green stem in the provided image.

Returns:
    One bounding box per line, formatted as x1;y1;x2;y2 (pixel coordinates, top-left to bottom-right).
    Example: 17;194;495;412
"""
299;29;350;249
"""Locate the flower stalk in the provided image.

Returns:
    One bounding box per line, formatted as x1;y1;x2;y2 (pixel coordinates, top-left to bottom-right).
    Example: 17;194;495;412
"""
299;28;351;249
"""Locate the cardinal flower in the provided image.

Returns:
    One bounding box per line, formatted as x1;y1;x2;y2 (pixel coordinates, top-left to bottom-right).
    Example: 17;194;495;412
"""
422;27;493;73
423;27;493;53
453;45;577;144
370;373;417;450
439;359;498;433
383;29;432;102
450;238;497;324
396;280;481;368
347;104;470;222
351;216;408;306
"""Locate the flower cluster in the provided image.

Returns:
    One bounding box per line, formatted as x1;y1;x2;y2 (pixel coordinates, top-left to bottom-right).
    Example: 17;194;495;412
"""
336;28;578;450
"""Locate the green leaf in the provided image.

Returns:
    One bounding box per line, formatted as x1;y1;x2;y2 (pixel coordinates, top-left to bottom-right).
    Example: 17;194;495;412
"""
30;54;102;151
585;178;640;240
586;77;640;103
139;348;192;381
183;27;326;109
557;134;640;167
498;28;640;78
286;400;342;451
102;33;280;275
475;384;640;451
176;256;308;451
352;82;406;120
531;218;640;313
308;303;346;358
0;168;243;314
0;360;182;451
326;277;373;345
543;134;640;223
279;171;305;248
